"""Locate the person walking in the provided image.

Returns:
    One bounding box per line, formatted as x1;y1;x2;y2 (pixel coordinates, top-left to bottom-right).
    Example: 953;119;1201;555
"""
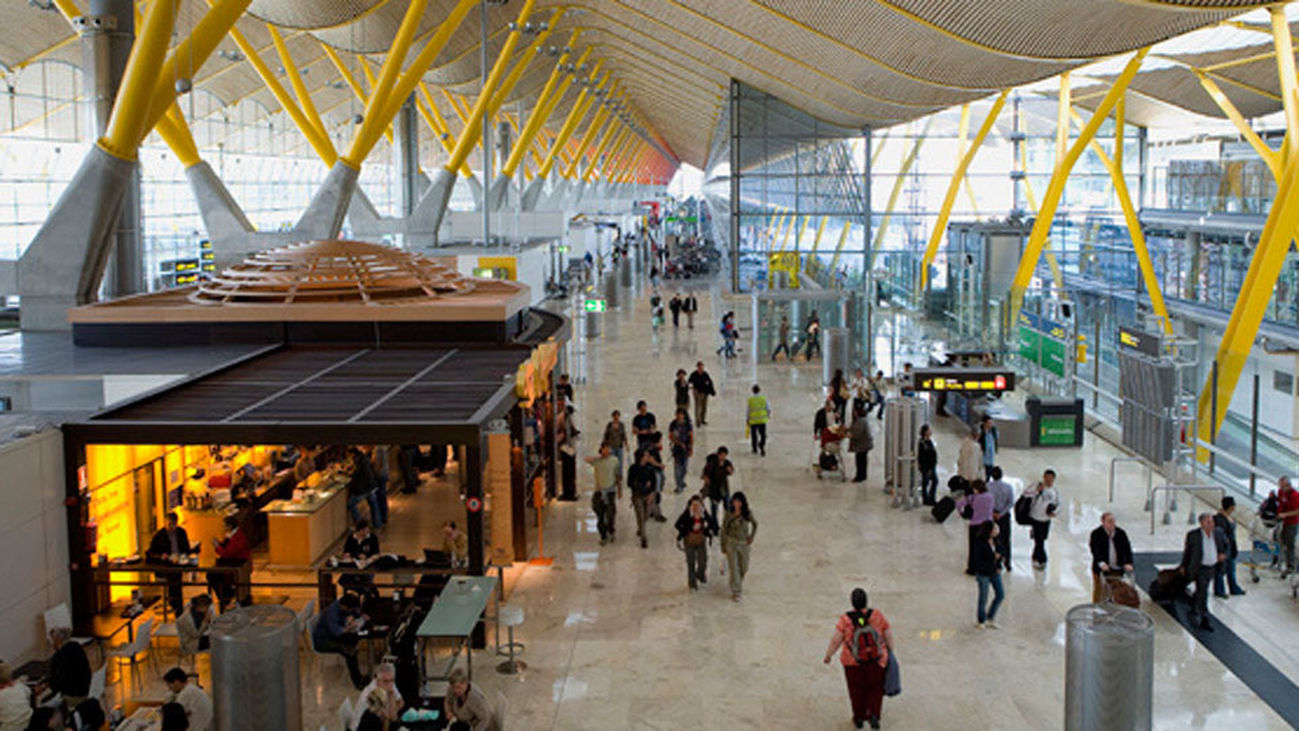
702;447;734;525
824;587;893;730
673;370;691;414
771;316;791;361
972;522;1005;629
977;415;998;479
956;480;994;575
747;384;770;456
957;427;983;483
721;492;758;601
602;410;628;482
668;408;694;493
1025;470;1060;570
1088;512;1134;603
627;449;657;548
631;400;657;451
849;368;871;415
675;496;718;591
684;292;698;329
1213;497;1247;597
1277;476;1299;578
583;444;621;545
848;404;873;483
805;311;822;360
688;361;716;426
669;293;683;328
986;466;1014;571
829;369;849;422
868;370;886;419
917;425;938;506
1179;513;1228;632
646;431;668;522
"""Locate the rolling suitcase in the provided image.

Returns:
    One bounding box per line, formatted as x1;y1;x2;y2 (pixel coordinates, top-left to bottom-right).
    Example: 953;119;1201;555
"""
931;496;956;524
1148;568;1189;602
1104;576;1141;608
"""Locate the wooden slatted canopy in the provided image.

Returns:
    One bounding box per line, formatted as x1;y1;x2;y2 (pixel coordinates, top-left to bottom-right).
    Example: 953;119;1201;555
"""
0;0;1278;166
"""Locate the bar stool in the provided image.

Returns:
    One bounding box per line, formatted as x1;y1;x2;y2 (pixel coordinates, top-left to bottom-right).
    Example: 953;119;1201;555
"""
495;604;526;674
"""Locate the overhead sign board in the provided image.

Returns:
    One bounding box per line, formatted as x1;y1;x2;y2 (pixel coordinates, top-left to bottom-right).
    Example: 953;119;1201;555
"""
912;368;1015;393
1118;326;1161;357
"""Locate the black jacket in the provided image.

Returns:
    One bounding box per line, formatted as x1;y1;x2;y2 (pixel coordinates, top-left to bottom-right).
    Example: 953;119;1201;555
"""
917;438;937;473
147;527;191;558
1180;526;1229;573
814;408;829;436
1213;513;1239;559
674;508;718;542
971;539;1001;577
50;640;91;697
674;379;691;406
687;370;715;396
1088;526;1134;575
628;462;657;497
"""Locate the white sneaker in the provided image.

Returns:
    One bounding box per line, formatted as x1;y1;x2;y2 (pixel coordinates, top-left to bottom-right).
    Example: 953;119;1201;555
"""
976;622;986;630
987;620;1000;630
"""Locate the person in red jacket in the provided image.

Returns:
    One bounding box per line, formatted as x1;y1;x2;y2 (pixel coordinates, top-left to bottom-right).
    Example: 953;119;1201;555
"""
209;515;251;608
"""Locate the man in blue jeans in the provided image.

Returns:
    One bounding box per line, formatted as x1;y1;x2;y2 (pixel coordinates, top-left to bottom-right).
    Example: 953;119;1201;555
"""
346;446;378;528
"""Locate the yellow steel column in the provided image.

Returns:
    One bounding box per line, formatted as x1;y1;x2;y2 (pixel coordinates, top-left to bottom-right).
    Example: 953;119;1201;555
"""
872;117;932;251
439;0;539;175
100;0;177;158
1056;71;1071;168
1271;6;1299;161
226;26;335;164
501;32;583;180
829;221;852;272
270;26;334;159
563;83;614;180
583;108;625;183
1194;70;1280;180
1007;49;1147;326
539;64;605;179
487;10;565;117
919;90;1008;289
143;0;253;135
154;106;201;169
341;0;432;168
1196;146;1299;444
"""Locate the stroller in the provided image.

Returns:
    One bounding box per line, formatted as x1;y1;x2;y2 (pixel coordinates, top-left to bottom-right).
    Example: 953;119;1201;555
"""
812;426;847;482
1244;492;1283;583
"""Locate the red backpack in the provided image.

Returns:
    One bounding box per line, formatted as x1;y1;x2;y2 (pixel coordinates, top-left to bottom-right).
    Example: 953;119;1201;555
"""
847;610;882;663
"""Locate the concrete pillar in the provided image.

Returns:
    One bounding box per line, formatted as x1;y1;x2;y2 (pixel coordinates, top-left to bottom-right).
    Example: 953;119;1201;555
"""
81;0;142;298
393;93;420;218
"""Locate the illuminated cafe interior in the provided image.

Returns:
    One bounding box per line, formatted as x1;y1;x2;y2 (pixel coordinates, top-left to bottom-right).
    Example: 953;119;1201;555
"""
57;240;566;632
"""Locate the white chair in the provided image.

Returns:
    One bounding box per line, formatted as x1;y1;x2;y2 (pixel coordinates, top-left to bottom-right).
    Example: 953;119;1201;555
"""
495;604;526;674
295;598;317;653
88;665;106;705
42;603;96;649
337;697;354;731
107;618;155;688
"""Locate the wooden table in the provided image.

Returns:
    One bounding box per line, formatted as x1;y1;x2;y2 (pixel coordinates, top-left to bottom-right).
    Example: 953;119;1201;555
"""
417;575;497;683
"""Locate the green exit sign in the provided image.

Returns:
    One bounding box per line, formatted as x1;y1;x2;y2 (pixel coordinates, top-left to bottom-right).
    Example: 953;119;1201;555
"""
558;244;570;253
583;299;607;312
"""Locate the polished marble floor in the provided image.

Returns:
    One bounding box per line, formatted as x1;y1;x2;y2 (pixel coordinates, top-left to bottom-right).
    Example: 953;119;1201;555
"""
107;268;1298;730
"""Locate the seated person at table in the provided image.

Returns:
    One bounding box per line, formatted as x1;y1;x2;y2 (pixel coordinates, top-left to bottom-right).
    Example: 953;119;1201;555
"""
159;702;188;731
0;661;33;730
147;512;193;616
340;521;381;594
311;593;368;690
209;515;251;609
163;668;211;731
24;708;67;731
177;595;215;656
442;521;468;569
352;662;403;730
354;685;399;731
444;668;499;731
43;629;89;709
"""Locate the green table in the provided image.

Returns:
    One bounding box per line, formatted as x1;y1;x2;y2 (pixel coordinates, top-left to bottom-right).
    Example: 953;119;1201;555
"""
417;575;498;683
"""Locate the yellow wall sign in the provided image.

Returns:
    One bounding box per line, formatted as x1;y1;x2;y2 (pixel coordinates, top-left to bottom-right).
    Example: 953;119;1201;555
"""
477;256;517;281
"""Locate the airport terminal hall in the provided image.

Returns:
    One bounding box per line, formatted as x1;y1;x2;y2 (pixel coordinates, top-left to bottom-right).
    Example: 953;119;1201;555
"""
8;1;1299;730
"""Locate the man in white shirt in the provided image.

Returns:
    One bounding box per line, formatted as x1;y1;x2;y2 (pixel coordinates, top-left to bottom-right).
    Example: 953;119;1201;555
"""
1025;469;1060;570
0;661;32;730
163;667;212;731
353;663;403;729
1180;513;1228;632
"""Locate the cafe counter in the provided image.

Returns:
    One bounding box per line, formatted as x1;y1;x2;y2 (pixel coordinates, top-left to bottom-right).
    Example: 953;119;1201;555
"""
262;478;349;567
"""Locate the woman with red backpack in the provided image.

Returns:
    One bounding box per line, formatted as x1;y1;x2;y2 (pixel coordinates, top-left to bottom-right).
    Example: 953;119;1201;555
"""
824;587;894;729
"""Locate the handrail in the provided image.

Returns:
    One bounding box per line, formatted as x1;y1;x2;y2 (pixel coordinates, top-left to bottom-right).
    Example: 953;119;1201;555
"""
1072;376;1123;405
1183;436;1282;486
1149;484;1224;535
1108;455;1152;503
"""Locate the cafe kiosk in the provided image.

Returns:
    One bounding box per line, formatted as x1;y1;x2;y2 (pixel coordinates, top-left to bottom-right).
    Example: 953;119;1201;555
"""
60;240;567;632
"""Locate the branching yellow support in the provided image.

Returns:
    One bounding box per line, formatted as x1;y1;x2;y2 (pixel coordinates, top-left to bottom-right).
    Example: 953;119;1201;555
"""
563;80;614;180
155;105;201;169
1194;70;1280;180
501;32;583;179
1007;49;1147;327
100;0;176;158
270;25;334;161
873;117;932;252
226;26;335;164
920;90;1008;289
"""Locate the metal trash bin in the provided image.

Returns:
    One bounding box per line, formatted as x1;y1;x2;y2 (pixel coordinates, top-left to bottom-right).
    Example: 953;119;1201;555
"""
1064;603;1154;731
211;605;302;731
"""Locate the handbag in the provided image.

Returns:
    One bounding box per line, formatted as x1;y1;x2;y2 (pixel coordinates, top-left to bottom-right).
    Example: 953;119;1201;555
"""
883;652;901;697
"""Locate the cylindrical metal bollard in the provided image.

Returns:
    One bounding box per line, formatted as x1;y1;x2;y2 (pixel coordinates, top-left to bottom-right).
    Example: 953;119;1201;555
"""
585;309;601;339
211;605;302;731
603;270;619;308
822;326;851;386
1064;604;1154;731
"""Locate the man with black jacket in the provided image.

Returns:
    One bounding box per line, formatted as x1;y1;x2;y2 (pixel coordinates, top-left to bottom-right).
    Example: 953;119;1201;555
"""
46;627;91;708
916;425;938;506
1088;512;1134;603
1179;513;1229;631
147;512;193;616
687;362;716;426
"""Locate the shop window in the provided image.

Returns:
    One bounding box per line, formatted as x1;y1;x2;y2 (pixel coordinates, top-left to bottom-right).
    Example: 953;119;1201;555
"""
1275;370;1295;395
